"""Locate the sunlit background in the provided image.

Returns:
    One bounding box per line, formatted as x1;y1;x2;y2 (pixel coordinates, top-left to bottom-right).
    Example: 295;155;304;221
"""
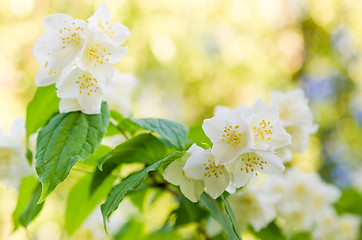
1;0;362;239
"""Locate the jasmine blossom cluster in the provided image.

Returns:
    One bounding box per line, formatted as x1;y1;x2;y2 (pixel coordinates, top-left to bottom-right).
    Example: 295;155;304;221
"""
32;4;130;114
164;89;317;202
228;168;360;240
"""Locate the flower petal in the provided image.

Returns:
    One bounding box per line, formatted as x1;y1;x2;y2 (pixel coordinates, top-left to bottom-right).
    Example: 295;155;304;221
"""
183;149;212;180
42;13;73;33
163;158;187;186
204;170;230;199
180;180;205;203
59;98;82;113
202;116;225;143
255;151;284;174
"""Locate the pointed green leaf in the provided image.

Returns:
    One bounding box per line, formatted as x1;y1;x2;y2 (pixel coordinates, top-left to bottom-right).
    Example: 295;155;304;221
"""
19;182;44;228
131;118;189;150
12;175;43;230
26;85;59;140
91;133;168;193
97;133;168;170
221;195;241;238
35;102;110;203
65;173;115;235
101;152;180;232
199;193;242;240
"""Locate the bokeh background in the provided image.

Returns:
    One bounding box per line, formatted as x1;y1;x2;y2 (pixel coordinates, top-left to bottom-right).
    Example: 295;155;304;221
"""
1;0;362;239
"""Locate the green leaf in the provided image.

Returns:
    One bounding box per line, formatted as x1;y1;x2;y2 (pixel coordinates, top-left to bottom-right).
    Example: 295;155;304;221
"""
12;175;43;230
199;193;242;240
65;173;116;235
334;188;362;216
131;118;189;150
251;221;286;240
19;182;44;228
26;85;60;140
175;195;208;226
91;133;168;193
110;111;142;136
81;145;112;167
113;219;145;240
188;124;212;147
101;152;179;232
221;195;241;238
35;102;110;203
97;133;168;169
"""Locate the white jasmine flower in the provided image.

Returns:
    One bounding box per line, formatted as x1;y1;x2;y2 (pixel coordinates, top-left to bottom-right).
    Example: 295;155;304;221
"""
0;118;34;191
312;208;341;240
183;148;230;199
248;105;291;151
57;67;110;114
32;13;89;70
202;110;253;165
87;3;130;46
228;181;278;231
270;89;318;154
278;203;315;233
336;214;361;240
163;144;205;202
226;151;285;189
270;88;316;128
275;168;341;235
102;71;139;116
78;29;127;81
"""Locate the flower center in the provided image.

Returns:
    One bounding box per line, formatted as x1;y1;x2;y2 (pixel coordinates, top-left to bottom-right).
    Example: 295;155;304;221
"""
203;158;225;178
279;100;297;120
221;125;242;148
59;20;84;49
0;148;17;166
253;120;273;141
97;19;114;39
76;73;99;96
239;153;268;176
87;45;111;66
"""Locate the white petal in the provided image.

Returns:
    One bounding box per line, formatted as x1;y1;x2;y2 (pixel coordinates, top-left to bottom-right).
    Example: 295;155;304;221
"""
106;46;127;64
110;23;130;45
59;98;82;113
204;170;230;199
56;68;80;98
255;151;284;174
76;87;103;114
32;33;60;63
266;124;292;149
212;142;244;165
275;147;292;163
285;125;312;152
42;13;73;33
180;180;205;203
87;3;111;23
163;158;187;186
202;116;225;143
183;149;212;180
213;105;232;117
35;65;62;87
231;171;254;188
